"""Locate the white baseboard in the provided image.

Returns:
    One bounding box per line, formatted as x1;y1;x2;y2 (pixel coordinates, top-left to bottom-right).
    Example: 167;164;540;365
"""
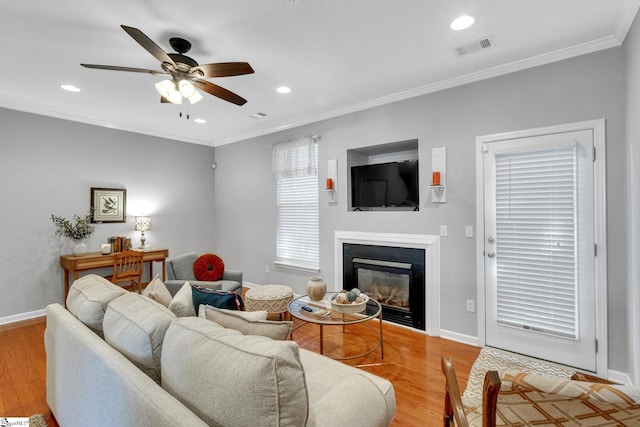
608;369;634;386
0;308;47;326
439;329;480;347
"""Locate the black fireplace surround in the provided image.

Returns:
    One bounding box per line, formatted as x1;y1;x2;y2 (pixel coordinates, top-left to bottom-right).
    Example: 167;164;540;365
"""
342;243;425;330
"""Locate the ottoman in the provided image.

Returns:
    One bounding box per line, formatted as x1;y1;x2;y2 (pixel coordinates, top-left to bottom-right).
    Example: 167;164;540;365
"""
245;284;294;320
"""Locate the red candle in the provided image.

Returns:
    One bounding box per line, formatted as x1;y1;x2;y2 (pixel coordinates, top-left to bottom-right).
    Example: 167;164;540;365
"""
326;178;334;190
432;171;441;186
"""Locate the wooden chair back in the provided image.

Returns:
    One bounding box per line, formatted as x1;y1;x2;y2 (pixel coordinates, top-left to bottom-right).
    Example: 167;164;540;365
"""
442;355;619;427
110;250;144;293
441;356;501;427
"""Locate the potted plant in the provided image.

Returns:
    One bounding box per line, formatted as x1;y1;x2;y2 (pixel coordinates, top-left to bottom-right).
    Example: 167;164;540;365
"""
51;210;96;255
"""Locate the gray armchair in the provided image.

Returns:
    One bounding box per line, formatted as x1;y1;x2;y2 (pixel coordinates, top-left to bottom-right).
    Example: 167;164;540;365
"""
165;252;243;296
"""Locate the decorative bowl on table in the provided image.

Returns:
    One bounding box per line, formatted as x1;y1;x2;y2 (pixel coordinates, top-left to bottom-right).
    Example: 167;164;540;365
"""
330;290;369;313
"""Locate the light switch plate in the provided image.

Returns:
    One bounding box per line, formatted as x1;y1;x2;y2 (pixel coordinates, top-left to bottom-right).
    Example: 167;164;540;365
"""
465;225;474;238
440;225;448;237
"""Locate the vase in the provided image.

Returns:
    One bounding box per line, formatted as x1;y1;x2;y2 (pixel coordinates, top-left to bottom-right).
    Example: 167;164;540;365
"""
306;276;326;301
72;241;87;256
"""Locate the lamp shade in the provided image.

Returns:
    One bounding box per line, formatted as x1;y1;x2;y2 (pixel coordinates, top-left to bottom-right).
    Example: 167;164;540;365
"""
155;80;182;104
188;90;203;104
178;79;196;98
134;216;152;231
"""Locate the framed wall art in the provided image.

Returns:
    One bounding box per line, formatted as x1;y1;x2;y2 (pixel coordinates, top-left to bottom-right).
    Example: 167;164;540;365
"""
91;187;126;223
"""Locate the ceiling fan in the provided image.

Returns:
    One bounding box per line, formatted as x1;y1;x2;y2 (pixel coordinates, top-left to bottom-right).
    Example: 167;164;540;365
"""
81;25;254;106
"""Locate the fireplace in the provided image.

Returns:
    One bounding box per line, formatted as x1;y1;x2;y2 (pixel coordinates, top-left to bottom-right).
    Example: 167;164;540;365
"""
334;231;440;334
343;244;425;330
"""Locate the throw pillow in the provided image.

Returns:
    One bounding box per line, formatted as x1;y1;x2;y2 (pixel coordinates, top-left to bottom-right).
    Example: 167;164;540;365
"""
199;305;293;340
103;292;176;384
168;282;196;317
142;275;172;307
191;284;244;312
193;253;225;281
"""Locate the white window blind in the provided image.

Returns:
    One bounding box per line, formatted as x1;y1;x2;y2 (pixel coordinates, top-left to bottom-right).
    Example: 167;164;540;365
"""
494;145;578;340
273;137;319;265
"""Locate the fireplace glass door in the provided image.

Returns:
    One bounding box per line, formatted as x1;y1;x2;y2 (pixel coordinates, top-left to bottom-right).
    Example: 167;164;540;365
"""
354;258;411;313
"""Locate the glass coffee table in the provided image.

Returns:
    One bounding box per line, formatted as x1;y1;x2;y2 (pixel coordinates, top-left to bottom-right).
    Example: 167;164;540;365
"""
288;292;383;360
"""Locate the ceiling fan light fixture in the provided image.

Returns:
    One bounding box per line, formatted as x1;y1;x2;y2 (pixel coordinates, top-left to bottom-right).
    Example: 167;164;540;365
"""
166;90;183;105
155;79;182;104
155;79;174;98
188;91;203;104
178;79;197;98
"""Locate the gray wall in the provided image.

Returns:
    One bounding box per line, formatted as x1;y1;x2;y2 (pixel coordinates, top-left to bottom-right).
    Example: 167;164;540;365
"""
624;12;640;385
0;38;633;377
0;108;216;317
213;48;627;372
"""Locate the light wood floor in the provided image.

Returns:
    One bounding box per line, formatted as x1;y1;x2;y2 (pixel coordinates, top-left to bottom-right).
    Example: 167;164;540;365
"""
0;312;480;427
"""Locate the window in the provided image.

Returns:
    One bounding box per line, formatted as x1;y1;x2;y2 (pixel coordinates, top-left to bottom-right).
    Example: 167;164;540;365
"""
273;137;319;267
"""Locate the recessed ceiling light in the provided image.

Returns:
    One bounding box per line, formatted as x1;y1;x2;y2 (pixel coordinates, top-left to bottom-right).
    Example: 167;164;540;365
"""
194;118;206;124
450;15;476;31
276;86;291;94
60;84;81;92
251;112;267;119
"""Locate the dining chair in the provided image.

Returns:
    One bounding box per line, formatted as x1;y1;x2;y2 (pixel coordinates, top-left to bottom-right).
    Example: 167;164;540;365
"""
441;355;638;427
106;250;144;293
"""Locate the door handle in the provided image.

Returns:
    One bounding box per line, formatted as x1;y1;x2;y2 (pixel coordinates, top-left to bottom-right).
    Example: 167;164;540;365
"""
487;252;496;258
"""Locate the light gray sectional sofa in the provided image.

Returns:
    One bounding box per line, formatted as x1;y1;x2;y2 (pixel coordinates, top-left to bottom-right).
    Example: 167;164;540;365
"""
45;275;396;426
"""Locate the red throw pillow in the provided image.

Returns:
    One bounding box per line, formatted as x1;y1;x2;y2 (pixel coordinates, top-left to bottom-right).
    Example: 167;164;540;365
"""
193;253;225;281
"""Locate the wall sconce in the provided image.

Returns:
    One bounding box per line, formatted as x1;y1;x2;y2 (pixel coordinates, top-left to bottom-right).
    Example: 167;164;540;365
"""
324;159;338;203
134;216;152;249
430;147;447;203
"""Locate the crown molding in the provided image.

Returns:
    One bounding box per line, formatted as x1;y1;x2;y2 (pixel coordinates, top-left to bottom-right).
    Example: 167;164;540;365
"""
1;18;634;149
214;33;625;147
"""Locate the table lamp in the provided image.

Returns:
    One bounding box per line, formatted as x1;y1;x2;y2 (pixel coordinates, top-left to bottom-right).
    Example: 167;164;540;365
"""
134;216;152;249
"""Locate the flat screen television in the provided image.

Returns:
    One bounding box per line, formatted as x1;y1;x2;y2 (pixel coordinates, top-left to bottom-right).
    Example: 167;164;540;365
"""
351;159;419;209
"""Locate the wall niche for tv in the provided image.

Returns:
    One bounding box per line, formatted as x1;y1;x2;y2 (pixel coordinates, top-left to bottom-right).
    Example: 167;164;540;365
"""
347;139;419;211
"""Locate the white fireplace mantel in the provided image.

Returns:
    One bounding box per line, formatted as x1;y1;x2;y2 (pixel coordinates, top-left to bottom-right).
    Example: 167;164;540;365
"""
334;231;440;335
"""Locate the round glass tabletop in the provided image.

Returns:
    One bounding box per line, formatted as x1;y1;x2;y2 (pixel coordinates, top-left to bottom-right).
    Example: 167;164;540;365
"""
288;292;381;325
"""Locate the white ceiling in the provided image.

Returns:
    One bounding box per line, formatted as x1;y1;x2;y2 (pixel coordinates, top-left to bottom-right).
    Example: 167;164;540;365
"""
1;1;638;147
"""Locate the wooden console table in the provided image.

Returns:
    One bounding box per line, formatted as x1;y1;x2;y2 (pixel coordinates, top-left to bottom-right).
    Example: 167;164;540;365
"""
60;247;169;298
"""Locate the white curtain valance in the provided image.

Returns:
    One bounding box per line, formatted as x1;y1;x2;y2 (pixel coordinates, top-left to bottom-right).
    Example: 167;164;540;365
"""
272;136;319;179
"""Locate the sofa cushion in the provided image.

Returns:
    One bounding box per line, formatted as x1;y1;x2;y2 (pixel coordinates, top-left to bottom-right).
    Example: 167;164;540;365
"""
167;282;196;317
199;305;292;340
161;317;309;426
103;292;176;384
168;252;198;281
66;274;127;332
193;253;225;281
142;275;173;307
299;348;396;426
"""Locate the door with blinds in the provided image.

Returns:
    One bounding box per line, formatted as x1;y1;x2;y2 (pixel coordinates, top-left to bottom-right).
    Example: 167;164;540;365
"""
482;128;597;372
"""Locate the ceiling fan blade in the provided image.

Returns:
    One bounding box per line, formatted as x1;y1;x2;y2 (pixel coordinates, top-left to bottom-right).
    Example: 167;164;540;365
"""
194;80;247;105
120;25;176;66
192;62;255;78
81;64;168;75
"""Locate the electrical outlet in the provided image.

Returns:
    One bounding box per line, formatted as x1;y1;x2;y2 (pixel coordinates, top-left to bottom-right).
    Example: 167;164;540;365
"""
440;225;448;237
466;300;475;313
